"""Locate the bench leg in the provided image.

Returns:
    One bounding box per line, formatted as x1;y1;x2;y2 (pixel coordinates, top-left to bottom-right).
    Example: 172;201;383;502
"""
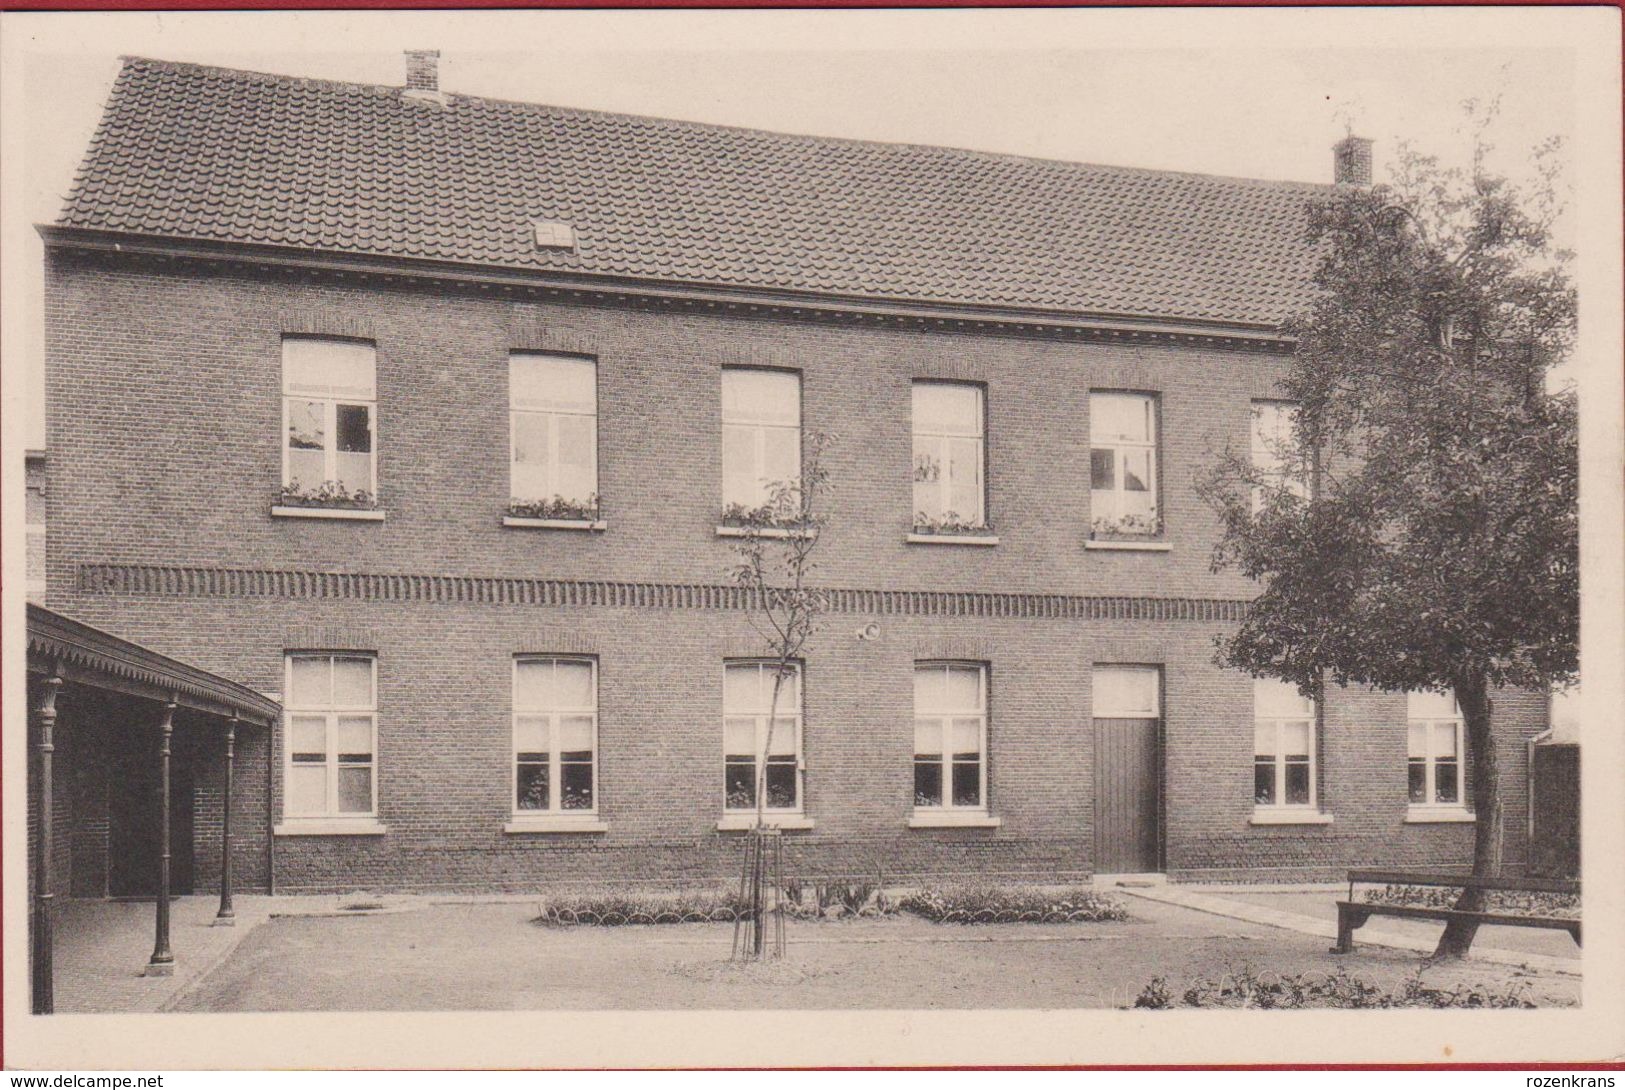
1333;904;1356;954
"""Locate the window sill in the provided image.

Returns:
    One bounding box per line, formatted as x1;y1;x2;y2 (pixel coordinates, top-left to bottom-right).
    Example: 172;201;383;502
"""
271;506;386;522
1085;538;1171;552
504;815;609;834
906;532;1000;547
274;819;389;836
715;525;815;540
716;814;816;831
1249;809;1334;826
907;811;1002;829
502;517;607;532
1405;807;1477;824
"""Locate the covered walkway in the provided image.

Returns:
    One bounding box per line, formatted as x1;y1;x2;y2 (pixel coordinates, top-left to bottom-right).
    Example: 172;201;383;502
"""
26;602;281;1014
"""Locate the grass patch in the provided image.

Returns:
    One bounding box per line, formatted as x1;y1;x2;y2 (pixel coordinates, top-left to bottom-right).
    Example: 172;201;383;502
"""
1132;965;1537;1009
900;885;1129;924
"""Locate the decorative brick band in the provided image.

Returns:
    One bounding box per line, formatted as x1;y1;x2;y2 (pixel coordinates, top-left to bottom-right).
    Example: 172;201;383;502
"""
78;563;1249;622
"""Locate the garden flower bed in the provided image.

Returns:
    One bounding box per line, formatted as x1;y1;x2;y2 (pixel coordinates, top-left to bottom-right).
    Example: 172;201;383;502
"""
899;884;1129;924
534;883;1130;926
1133;965;1536;1009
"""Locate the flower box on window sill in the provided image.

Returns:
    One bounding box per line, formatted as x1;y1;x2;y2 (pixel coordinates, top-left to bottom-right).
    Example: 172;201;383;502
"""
502;516;607;532
717;502;817;539
1404;806;1477;824
907;810;1002;829
1088;514;1167;550
1249;808;1334;826
504;814;609;834
276;482;380;515
907;528;1000;546
271;505;387;521
507;497;601;522
715;814;816;832
273;818;389;836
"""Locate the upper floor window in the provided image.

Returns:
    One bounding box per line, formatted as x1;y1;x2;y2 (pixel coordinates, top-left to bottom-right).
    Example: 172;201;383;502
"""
722;369;801;510
510;353;598;518
284;653;377;818
1407;690;1465;806
1251;400;1309;504
1254;678;1317;808
282;338;376;506
1090;392;1159;536
912;383;986;531
513;657;598;814
723;660;802;813
913;662;988;812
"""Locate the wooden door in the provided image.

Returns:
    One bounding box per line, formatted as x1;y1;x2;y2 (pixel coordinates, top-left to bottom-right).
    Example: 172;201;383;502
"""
1093;717;1161;873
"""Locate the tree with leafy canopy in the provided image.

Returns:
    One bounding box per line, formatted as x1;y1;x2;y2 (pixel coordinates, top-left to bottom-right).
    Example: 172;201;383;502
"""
1198;118;1577;958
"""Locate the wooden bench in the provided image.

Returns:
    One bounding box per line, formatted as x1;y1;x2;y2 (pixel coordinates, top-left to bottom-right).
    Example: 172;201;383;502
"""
1333;869;1580;954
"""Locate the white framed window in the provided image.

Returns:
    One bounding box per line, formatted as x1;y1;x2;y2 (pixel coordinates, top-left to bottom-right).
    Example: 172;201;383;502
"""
913;662;988;811
722;369;801;508
1251;400;1309;505
723;661;802;813
1089;392;1159;534
1254;678;1317;808
513;657;598;814
1408;690;1465;806
912;383;986;528
284;653;377;818
283;337;377;499
1092;665;1161;719
510;353;598;510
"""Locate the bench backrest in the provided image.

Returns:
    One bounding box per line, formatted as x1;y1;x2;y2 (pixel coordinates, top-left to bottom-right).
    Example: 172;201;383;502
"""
1347;869;1580;895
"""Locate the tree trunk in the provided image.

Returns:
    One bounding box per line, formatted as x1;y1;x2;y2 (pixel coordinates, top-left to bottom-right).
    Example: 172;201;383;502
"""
1433;674;1503;958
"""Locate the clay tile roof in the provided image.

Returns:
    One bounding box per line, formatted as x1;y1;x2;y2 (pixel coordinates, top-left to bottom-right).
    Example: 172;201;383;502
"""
58;56;1330;328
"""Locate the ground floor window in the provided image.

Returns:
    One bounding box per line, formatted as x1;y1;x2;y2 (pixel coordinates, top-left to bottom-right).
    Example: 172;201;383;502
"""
284;653;377;817
513;657;598;813
1407;689;1465;806
913;662;988;810
1253;677;1317;808
723;660;801;812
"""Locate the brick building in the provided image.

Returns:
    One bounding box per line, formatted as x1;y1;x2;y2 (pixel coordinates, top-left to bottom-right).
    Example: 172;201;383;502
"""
35;53;1549;895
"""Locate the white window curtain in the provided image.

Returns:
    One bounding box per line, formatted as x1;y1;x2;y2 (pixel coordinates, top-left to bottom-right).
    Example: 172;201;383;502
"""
721;369;801;508
510;353;598;509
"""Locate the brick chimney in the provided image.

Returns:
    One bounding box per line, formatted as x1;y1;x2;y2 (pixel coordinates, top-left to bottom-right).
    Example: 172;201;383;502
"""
405;50;440;93
1333;135;1373;186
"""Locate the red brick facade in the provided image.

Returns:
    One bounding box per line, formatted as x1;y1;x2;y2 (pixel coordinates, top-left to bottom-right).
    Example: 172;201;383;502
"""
42;248;1549;893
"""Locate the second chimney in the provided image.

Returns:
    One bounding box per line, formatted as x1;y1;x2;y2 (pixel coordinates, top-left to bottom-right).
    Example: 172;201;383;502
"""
405;49;440;93
1333;135;1373;186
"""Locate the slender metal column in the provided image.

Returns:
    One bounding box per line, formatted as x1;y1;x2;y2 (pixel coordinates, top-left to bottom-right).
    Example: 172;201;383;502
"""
32;666;63;1015
145;699;177;976
215;716;237;925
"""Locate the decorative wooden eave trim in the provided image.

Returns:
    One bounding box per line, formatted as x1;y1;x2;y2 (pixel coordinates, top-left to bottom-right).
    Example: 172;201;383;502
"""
37;226;1298;354
25;602;281;725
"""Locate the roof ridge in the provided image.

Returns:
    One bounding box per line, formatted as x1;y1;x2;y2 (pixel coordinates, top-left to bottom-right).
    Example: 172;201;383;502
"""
114;54;1334;191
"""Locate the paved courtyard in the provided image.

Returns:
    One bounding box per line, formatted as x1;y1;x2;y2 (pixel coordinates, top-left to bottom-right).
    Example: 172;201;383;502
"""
50;895;274;1014
148;893;1577;1012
